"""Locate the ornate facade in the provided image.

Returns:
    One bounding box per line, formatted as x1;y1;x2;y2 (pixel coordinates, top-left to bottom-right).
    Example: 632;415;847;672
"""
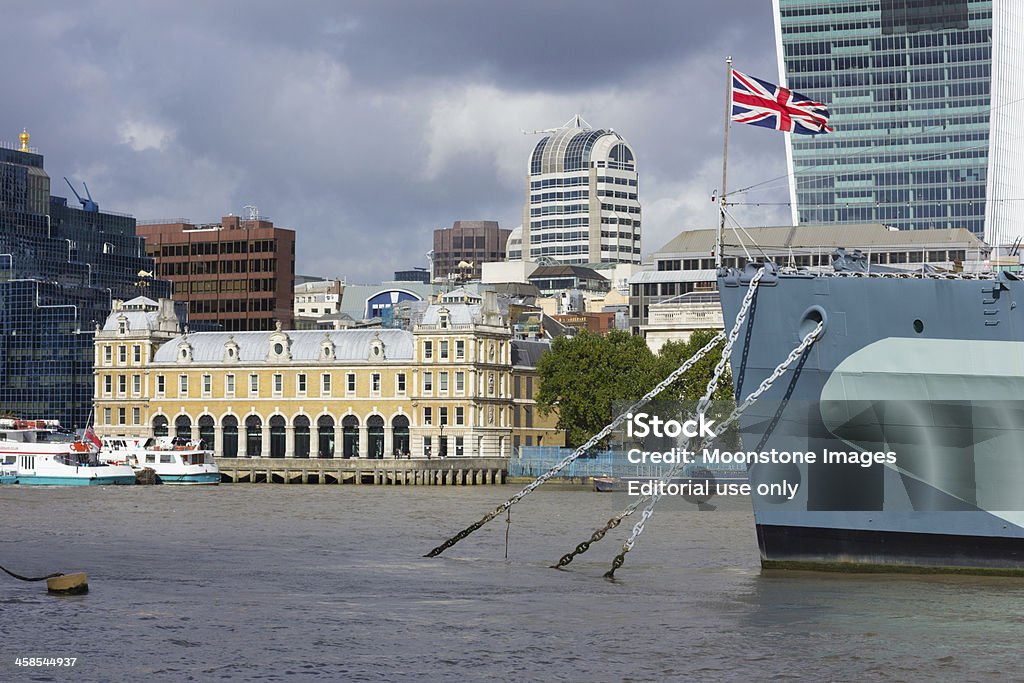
94;294;561;458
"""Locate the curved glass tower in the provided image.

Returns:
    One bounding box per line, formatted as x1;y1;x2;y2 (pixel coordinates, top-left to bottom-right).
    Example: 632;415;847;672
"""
522;120;641;264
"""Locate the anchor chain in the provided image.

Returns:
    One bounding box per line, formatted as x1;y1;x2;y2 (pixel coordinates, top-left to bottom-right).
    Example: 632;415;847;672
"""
604;320;824;580
552;512;626;568
553;269;766;569
425;330;728;558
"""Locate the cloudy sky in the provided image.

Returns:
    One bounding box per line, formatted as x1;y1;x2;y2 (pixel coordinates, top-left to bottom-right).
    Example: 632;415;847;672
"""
7;1;794;282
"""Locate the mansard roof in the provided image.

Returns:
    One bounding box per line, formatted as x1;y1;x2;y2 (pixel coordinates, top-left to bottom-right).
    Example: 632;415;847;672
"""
152;329;414;363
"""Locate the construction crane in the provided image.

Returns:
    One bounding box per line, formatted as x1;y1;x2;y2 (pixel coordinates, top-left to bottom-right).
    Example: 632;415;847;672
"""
521;114;592;135
64;177;99;212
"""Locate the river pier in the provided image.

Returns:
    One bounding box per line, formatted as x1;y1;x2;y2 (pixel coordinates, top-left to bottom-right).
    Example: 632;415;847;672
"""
215;456;507;485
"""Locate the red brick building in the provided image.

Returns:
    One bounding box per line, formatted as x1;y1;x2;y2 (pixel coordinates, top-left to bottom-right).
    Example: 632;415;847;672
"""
138;215;295;331
551;312;617;335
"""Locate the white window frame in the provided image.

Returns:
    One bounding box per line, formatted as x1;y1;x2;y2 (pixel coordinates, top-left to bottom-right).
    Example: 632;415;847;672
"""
226;374;236;397
249;373;259;396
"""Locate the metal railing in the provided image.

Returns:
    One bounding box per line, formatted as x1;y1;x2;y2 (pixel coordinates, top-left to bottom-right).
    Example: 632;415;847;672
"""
509;446;746;480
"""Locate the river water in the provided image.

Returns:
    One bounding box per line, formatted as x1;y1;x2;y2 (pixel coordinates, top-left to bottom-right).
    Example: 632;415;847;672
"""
1;484;1021;682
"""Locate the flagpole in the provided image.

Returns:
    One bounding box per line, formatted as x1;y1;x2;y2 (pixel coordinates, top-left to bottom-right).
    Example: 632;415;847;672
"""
717;56;733;270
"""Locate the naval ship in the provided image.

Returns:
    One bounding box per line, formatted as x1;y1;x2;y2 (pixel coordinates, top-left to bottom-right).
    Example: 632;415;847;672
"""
718;250;1024;572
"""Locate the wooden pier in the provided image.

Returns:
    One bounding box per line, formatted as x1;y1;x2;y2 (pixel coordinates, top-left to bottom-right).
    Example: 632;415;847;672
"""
215;457;507;485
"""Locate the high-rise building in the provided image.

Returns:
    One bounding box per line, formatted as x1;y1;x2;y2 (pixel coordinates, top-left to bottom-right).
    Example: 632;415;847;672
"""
432;220;511;281
138;213;296;331
0;130;171;427
522;116;641;265
774;0;1024;247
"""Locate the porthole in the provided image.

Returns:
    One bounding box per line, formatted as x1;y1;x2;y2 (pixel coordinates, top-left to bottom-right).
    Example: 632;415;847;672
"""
913;319;924;334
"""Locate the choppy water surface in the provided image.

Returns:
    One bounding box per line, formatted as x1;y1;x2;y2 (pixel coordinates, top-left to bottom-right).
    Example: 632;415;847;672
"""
1;484;1021;681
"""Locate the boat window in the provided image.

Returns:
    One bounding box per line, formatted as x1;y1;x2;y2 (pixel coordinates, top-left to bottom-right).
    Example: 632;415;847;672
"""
146;454;156;463
1;456;13;465
160;454;174;463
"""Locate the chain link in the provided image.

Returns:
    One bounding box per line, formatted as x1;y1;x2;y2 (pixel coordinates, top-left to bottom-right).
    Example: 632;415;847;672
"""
550;271;765;569
605;320;824;578
426;330;726;558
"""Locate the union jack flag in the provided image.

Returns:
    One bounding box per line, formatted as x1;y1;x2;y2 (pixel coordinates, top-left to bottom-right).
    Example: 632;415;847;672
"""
731;70;833;135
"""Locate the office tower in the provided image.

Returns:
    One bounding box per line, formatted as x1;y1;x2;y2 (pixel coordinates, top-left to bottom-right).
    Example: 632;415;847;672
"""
0;130;171;427
138;212;296;331
432;220;511;281
774;0;1024;247
522;116;641;264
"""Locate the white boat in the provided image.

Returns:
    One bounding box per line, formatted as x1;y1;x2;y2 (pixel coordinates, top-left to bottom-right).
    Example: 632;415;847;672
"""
101;436;221;485
0;419;136;486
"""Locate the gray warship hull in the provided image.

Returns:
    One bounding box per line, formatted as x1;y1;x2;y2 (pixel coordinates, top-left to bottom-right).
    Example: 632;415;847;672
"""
718;262;1024;572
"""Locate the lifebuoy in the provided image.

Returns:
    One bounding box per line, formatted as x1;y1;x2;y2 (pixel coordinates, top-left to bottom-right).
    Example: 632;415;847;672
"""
71;442;88;453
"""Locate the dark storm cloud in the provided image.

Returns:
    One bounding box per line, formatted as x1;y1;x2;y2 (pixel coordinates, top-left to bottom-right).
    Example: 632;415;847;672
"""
4;1;791;282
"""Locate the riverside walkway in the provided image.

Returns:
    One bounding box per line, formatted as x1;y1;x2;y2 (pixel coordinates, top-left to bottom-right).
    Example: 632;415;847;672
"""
215;456;507;485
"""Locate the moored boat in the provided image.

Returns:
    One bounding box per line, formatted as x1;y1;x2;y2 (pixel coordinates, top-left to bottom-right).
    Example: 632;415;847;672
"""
102;436;220;485
0;419;136;485
0;454;17;484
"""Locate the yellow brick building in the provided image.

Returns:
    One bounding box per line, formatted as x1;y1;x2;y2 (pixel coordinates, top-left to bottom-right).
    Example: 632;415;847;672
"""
94;295;562;459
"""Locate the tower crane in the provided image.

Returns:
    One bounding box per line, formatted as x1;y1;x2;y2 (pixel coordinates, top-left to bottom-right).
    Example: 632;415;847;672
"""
64;177;99;212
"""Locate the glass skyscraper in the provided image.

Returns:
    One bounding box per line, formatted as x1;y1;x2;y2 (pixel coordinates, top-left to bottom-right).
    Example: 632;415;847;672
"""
0;134;171;428
774;0;1024;247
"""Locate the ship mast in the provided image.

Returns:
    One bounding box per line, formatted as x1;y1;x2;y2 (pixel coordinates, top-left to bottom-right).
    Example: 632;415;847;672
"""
717;56;733;270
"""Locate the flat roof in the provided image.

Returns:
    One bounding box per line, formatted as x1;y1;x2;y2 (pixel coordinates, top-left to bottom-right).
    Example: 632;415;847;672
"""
655;224;988;257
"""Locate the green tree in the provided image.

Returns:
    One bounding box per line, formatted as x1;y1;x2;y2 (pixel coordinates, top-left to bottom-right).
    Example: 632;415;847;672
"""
655;329;739;450
654;329;734;402
536;330;657;447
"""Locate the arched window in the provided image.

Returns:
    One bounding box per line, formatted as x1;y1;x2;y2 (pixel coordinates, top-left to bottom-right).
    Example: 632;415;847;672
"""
245;415;262;457
317;415;335;459
392;415;410;456
269;415;286;458
293;415;311;459
342;415;359;458
153;415;169;437
198;415;215;451
175;415;191;440
367;415;385;459
222;415;239;458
